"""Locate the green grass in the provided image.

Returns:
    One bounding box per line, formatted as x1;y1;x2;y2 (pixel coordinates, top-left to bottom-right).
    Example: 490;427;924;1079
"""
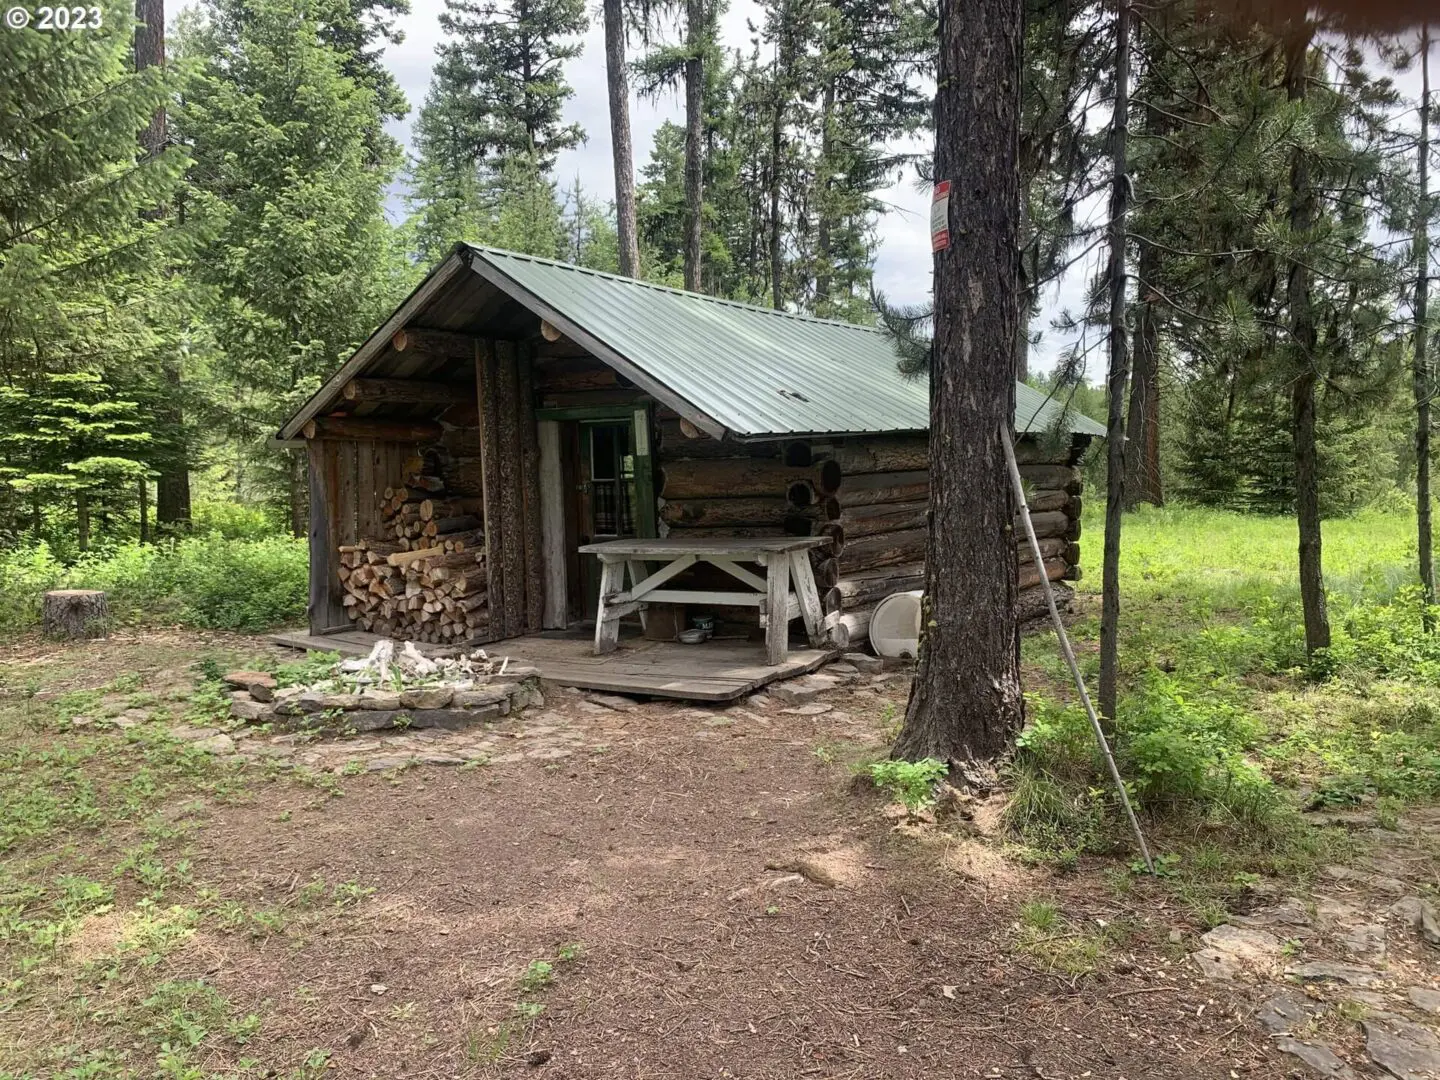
1011;503;1440;898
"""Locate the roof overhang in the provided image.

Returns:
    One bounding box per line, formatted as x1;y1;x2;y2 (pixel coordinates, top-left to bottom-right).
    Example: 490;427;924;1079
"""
464;253;728;441
276;249;471;440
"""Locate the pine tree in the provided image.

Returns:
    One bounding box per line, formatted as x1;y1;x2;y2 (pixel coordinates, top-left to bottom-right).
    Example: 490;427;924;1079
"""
408;0;588;262
0;0;188;547
175;0;407;524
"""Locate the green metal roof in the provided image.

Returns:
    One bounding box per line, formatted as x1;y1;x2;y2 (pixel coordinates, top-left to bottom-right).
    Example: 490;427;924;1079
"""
465;245;1107;441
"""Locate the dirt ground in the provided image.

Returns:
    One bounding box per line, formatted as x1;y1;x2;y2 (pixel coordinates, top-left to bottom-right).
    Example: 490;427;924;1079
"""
2;630;1435;1078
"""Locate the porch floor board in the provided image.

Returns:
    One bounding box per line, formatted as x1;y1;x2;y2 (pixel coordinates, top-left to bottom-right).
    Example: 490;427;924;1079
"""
266;629;835;702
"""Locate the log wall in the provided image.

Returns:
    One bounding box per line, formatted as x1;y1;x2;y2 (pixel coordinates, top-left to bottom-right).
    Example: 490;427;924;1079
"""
653;425;1091;650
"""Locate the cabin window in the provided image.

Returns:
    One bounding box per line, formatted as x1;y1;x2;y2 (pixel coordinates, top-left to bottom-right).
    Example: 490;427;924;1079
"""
586;422;635;536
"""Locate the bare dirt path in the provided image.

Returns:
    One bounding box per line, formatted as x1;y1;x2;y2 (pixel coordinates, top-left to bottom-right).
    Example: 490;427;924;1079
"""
5;631;1431;1078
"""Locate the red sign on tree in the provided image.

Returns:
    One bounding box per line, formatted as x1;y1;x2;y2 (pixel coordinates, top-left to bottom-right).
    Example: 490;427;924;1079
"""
930;181;951;252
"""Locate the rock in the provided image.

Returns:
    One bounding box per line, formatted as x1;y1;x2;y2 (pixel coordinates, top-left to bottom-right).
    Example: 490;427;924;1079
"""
1275;1037;1358;1079
229;698;273;723
1407;987;1440;1013
342;710;409;732
223;670;276;694
359;689;403;710
1287;961;1384;988
419;753;465;766
455;688;509;709
1324;865;1407;894
827;662;859;675
770;674;842;705
193;733;235;754
488;664;541;683
1304;810;1378;830
842;652;884;674
780;702;833;716
365;755;414;772
1204;923;1284;961
280;691;361;715
1363;1016;1440;1080
583;692;640;712
1255;993;1319;1035
399;687;453;710
1342;923;1388;961
1233;896;1314;930
1390;897;1440;948
1169;929;1184;944
513;685;544;710
408;707;500;730
168;725;222;742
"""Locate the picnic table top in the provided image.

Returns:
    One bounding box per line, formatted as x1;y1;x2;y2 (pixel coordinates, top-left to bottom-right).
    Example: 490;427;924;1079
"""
578;536;831;558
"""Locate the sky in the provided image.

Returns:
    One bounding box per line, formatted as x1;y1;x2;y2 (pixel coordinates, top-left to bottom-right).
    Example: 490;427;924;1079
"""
373;6;1435;379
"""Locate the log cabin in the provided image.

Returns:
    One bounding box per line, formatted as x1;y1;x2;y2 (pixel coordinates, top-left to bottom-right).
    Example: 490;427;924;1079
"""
276;244;1105;662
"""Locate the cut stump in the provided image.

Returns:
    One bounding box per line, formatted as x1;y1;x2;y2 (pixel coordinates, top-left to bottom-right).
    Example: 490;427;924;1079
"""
42;590;110;639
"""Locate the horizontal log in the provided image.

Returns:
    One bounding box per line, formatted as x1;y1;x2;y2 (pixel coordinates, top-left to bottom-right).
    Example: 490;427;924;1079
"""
834;561;926;609
813;558;839;589
818;438;929;474
659;497;819;529
1017;556;1067;590
387;546;444;567
1025;489;1071;514
303;417;442;443
657;459;840;500
1018;464;1081;494
1013;434;1083;466
838;527;927;575
391;327;476;357
1015;537;1071;565
1024;510;1072;540
839;500;928;539
343;378;466;406
429;514;482;535
655;418;781;461
835;470;930;508
826;604;877;651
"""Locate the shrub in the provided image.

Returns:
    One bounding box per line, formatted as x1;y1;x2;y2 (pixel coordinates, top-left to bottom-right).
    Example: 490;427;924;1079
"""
0;535;307;634
191;499;283;541
868;758;948;812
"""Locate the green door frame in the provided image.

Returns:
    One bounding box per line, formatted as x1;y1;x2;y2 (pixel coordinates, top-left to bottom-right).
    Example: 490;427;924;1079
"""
536;403;657;539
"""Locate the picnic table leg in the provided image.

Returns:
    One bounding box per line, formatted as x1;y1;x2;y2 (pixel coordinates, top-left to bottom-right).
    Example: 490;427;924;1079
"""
627;560;649;633
593;557;626;654
765;553;792;665
789;550;825;647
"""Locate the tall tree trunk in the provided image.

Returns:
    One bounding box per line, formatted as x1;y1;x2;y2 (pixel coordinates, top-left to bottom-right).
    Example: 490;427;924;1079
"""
136;0;191;531
1015;203;1031;383
138;476;149;544
603;0;640;278
1124;237;1162;508
769;90;784;308
893;0;1024;767
1416;26;1434;623
814;79;836;312
1286;29;1331;657
1098;0;1132;726
77;491;90;553
682;0;705;292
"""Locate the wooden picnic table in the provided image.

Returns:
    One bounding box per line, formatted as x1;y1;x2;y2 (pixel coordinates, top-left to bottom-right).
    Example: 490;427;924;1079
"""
577;537;831;664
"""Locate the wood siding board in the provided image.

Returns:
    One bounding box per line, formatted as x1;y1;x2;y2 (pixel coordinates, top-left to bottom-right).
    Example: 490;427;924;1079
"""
518;343;545;632
307;440;346;632
538;420;568;629
495;340;526;638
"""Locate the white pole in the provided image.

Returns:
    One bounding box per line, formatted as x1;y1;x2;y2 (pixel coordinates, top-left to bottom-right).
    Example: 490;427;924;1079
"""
1002;424;1155;874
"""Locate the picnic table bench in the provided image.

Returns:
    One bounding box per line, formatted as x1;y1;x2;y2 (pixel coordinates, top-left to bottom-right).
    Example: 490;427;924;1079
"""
578;537;831;664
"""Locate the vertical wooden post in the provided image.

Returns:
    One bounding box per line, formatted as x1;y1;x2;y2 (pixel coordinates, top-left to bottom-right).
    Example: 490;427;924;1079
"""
307;439;345;633
518;343;545;632
764;553;792;665
495;341;526;638
476;340;506;639
538;420;568;629
594;557;625;653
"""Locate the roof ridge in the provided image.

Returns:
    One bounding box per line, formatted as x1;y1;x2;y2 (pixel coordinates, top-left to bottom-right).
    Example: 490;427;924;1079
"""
462;243;888;335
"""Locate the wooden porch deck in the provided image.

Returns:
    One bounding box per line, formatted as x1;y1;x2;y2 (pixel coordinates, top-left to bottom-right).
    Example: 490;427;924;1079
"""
266;628;836;702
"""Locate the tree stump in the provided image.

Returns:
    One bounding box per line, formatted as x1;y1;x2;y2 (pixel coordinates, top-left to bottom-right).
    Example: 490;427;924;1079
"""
42;590;110;639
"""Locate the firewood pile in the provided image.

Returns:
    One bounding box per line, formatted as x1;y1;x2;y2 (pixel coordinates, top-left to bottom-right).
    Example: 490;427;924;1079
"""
337;454;488;643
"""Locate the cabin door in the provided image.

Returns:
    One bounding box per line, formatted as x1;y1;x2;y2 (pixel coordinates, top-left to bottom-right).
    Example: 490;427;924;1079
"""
573;419;638;620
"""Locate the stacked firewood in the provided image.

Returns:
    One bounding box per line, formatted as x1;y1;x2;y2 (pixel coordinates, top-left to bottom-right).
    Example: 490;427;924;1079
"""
336;454;489;643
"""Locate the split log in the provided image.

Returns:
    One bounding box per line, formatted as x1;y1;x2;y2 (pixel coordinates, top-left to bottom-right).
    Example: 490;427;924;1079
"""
838;500;928;539
817;438;929;474
837;527;927;574
42;590;110;639
303;417;442;443
342;378;465;406
657;459;840;500
834;470;930;508
429;514;482;535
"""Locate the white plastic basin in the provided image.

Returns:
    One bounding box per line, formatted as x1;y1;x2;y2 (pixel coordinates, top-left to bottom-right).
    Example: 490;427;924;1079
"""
869;589;923;659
